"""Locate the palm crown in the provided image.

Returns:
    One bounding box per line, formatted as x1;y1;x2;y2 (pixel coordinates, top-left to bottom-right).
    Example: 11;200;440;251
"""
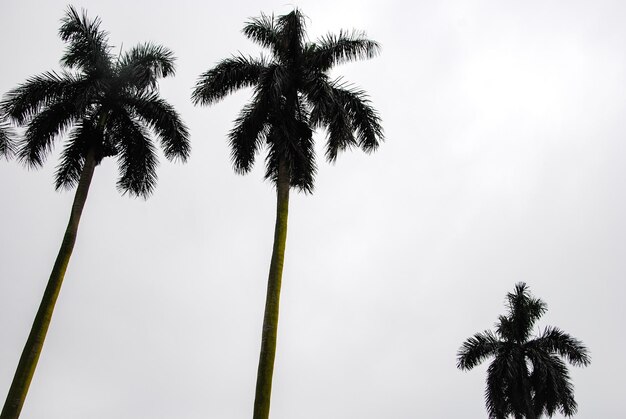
192;9;383;192
457;283;591;418
2;6;189;197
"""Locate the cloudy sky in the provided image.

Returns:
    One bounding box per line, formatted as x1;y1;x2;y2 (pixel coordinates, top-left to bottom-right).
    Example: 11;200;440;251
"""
1;0;624;418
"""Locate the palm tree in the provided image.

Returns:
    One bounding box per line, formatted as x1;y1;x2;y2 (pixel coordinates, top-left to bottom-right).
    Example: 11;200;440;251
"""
457;283;591;418
1;7;189;418
192;9;382;419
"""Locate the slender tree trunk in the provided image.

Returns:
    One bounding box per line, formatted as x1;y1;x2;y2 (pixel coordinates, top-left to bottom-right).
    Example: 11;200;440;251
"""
253;158;290;419
1;148;97;419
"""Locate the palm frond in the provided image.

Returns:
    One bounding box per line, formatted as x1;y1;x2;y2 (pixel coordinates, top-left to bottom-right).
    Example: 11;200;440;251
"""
122;92;190;162
305;76;382;162
308;30;380;72
242;13;281;54
2;71;89;124
59;6;112;74
54;120;97;190
485;350;511;419
17;101;80;167
228;95;270;173
275;9;307;61
457;330;502;371
192;55;267;105
264;107;316;193
109;111;158;198
529;326;591;367
505;282;547;342
0;121;16;159
331;81;383;153
118;42;176;91
529;352;578;417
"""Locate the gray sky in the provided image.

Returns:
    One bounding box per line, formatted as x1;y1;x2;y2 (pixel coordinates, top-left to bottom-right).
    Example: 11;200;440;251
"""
1;0;624;417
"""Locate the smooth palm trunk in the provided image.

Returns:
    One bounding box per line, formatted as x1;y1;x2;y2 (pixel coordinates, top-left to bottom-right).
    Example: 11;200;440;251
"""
1;149;97;419
253;160;290;419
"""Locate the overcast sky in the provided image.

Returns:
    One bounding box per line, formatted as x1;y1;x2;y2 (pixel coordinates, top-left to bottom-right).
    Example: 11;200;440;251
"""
1;0;624;418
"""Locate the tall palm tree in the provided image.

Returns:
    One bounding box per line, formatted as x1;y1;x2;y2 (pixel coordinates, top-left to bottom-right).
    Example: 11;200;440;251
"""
192;9;382;419
457;283;591;419
1;7;189;418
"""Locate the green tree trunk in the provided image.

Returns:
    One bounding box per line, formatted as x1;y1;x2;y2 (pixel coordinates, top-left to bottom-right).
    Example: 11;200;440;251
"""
1;148;97;419
253;158;290;419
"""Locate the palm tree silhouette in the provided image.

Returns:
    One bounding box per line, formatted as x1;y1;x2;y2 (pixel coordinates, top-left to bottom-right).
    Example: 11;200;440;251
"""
457;283;590;418
1;7;189;418
192;9;383;419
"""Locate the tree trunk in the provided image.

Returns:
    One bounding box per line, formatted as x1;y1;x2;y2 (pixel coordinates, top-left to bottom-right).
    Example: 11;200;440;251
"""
1;148;97;419
253;158;290;419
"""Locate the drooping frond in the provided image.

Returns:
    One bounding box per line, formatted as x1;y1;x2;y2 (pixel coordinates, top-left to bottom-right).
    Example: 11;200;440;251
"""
118;42;176;91
323;100;356;162
54;120;97;189
457;330;502;371
17;101;81;167
528;351;578;417
109;110;158;198
485;349;511;419
331;81;383;153
264;102;316;192
228;95;270;174
192;55;267;105
242;13;281;54
305;75;383;162
0;121;16;159
2;71;89;124
122;92;190;161
528;327;591;367
308;30;380;72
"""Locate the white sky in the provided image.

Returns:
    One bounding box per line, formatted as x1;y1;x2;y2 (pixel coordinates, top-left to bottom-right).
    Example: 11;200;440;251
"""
1;0;624;418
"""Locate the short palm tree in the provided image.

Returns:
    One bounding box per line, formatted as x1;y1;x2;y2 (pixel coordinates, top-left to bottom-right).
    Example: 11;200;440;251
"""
1;7;189;418
457;283;591;418
192;9;382;419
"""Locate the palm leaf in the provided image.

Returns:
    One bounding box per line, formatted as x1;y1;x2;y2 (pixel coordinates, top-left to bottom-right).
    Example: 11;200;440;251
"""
17;101;81;167
242;13;281;55
122;92;190;161
54;120;97;189
308;30;380;72
110;110;158;198
1;71;89;124
192;55;267;105
457;330;502;370
118;42;176;91
0;121;16;159
59;5;112;74
529;326;591;367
